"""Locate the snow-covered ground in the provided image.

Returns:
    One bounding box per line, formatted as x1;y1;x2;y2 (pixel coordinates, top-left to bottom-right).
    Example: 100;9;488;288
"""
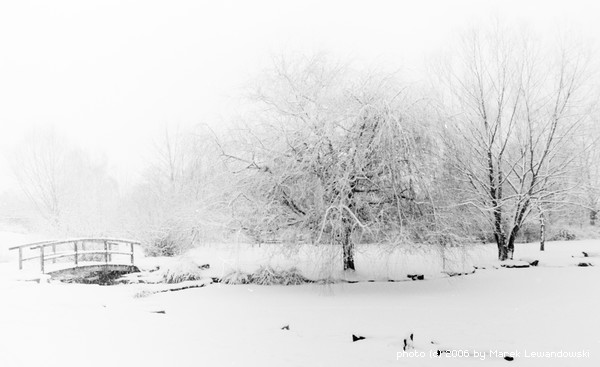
1;232;599;366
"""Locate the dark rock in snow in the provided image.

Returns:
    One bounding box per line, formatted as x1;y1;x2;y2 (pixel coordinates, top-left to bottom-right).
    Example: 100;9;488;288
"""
352;334;365;342
281;325;290;330
529;260;539;267
504;356;514;361
500;261;530;268
407;274;425;281
403;333;415;350
150;310;166;314
578;262;592;267
572;251;598;258
446;269;477;277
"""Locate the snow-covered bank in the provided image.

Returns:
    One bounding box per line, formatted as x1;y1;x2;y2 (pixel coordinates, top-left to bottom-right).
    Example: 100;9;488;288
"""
179;239;599;281
1;236;599;366
0;246;599;366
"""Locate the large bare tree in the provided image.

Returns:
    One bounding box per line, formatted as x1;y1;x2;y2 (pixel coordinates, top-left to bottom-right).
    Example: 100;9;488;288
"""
438;25;596;260
225;55;433;271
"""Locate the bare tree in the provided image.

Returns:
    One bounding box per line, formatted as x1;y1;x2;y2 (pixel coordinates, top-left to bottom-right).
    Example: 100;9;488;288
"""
12;128;121;235
579;118;600;226
225;55;434;271
129;124;231;255
437;24;596;260
12;128;67;228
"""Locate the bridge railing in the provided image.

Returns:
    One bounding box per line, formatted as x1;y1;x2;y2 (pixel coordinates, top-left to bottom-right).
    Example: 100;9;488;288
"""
9;238;140;273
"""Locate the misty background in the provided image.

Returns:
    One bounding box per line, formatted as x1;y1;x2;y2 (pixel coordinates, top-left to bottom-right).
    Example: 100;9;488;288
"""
2;0;598;188
1;0;599;258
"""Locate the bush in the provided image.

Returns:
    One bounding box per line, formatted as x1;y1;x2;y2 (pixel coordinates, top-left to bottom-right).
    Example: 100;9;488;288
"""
159;257;204;284
145;233;186;257
549;229;577;241
252;266;284;285
221;267;310;285
251;266;310;286
278;267;310;285
221;270;251;285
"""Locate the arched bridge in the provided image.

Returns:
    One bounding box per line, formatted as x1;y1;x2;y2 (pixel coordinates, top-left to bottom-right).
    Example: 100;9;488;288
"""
9;238;141;278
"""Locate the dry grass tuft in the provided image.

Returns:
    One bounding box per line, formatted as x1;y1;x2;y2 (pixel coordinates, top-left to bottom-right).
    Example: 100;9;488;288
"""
221;270;251;284
279;267;310;285
160;257;204;284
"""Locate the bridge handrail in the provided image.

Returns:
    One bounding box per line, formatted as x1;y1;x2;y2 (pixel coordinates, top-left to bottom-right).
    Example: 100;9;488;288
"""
8;238;140;273
8;238;141;251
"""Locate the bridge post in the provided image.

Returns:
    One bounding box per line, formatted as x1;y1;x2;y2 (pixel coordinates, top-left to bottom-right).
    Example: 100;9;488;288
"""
52;244;57;264
130;242;134;265
74;241;78;266
104;241;108;263
40;246;45;274
18;247;23;270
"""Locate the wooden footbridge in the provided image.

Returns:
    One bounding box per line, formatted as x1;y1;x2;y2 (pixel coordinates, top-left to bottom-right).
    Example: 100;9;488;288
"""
9;238;140;279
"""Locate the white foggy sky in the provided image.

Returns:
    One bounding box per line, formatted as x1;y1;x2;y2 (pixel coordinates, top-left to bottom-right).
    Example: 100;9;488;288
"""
0;0;598;191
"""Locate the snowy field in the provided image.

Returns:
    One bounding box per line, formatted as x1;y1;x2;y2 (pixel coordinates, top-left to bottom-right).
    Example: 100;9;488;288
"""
1;232;599;366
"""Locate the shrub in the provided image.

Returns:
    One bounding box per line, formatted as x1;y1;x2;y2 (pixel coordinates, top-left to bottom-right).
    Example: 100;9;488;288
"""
220;267;310;285
251;266;283;285
159;257;204;284
549;229;577;241
221;270;251;284
145;233;182;257
249;266;310;286
279;267;310;285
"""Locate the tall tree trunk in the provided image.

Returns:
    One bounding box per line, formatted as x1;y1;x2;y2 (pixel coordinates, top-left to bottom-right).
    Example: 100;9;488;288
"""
341;218;355;271
504;199;530;260
506;234;516;260
493;203;509;260
496;232;509;261
590;209;597;226
498;243;508;261
539;211;546;251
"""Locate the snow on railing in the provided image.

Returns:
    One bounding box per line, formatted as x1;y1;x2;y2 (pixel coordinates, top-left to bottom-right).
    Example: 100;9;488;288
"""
8;238;140;273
